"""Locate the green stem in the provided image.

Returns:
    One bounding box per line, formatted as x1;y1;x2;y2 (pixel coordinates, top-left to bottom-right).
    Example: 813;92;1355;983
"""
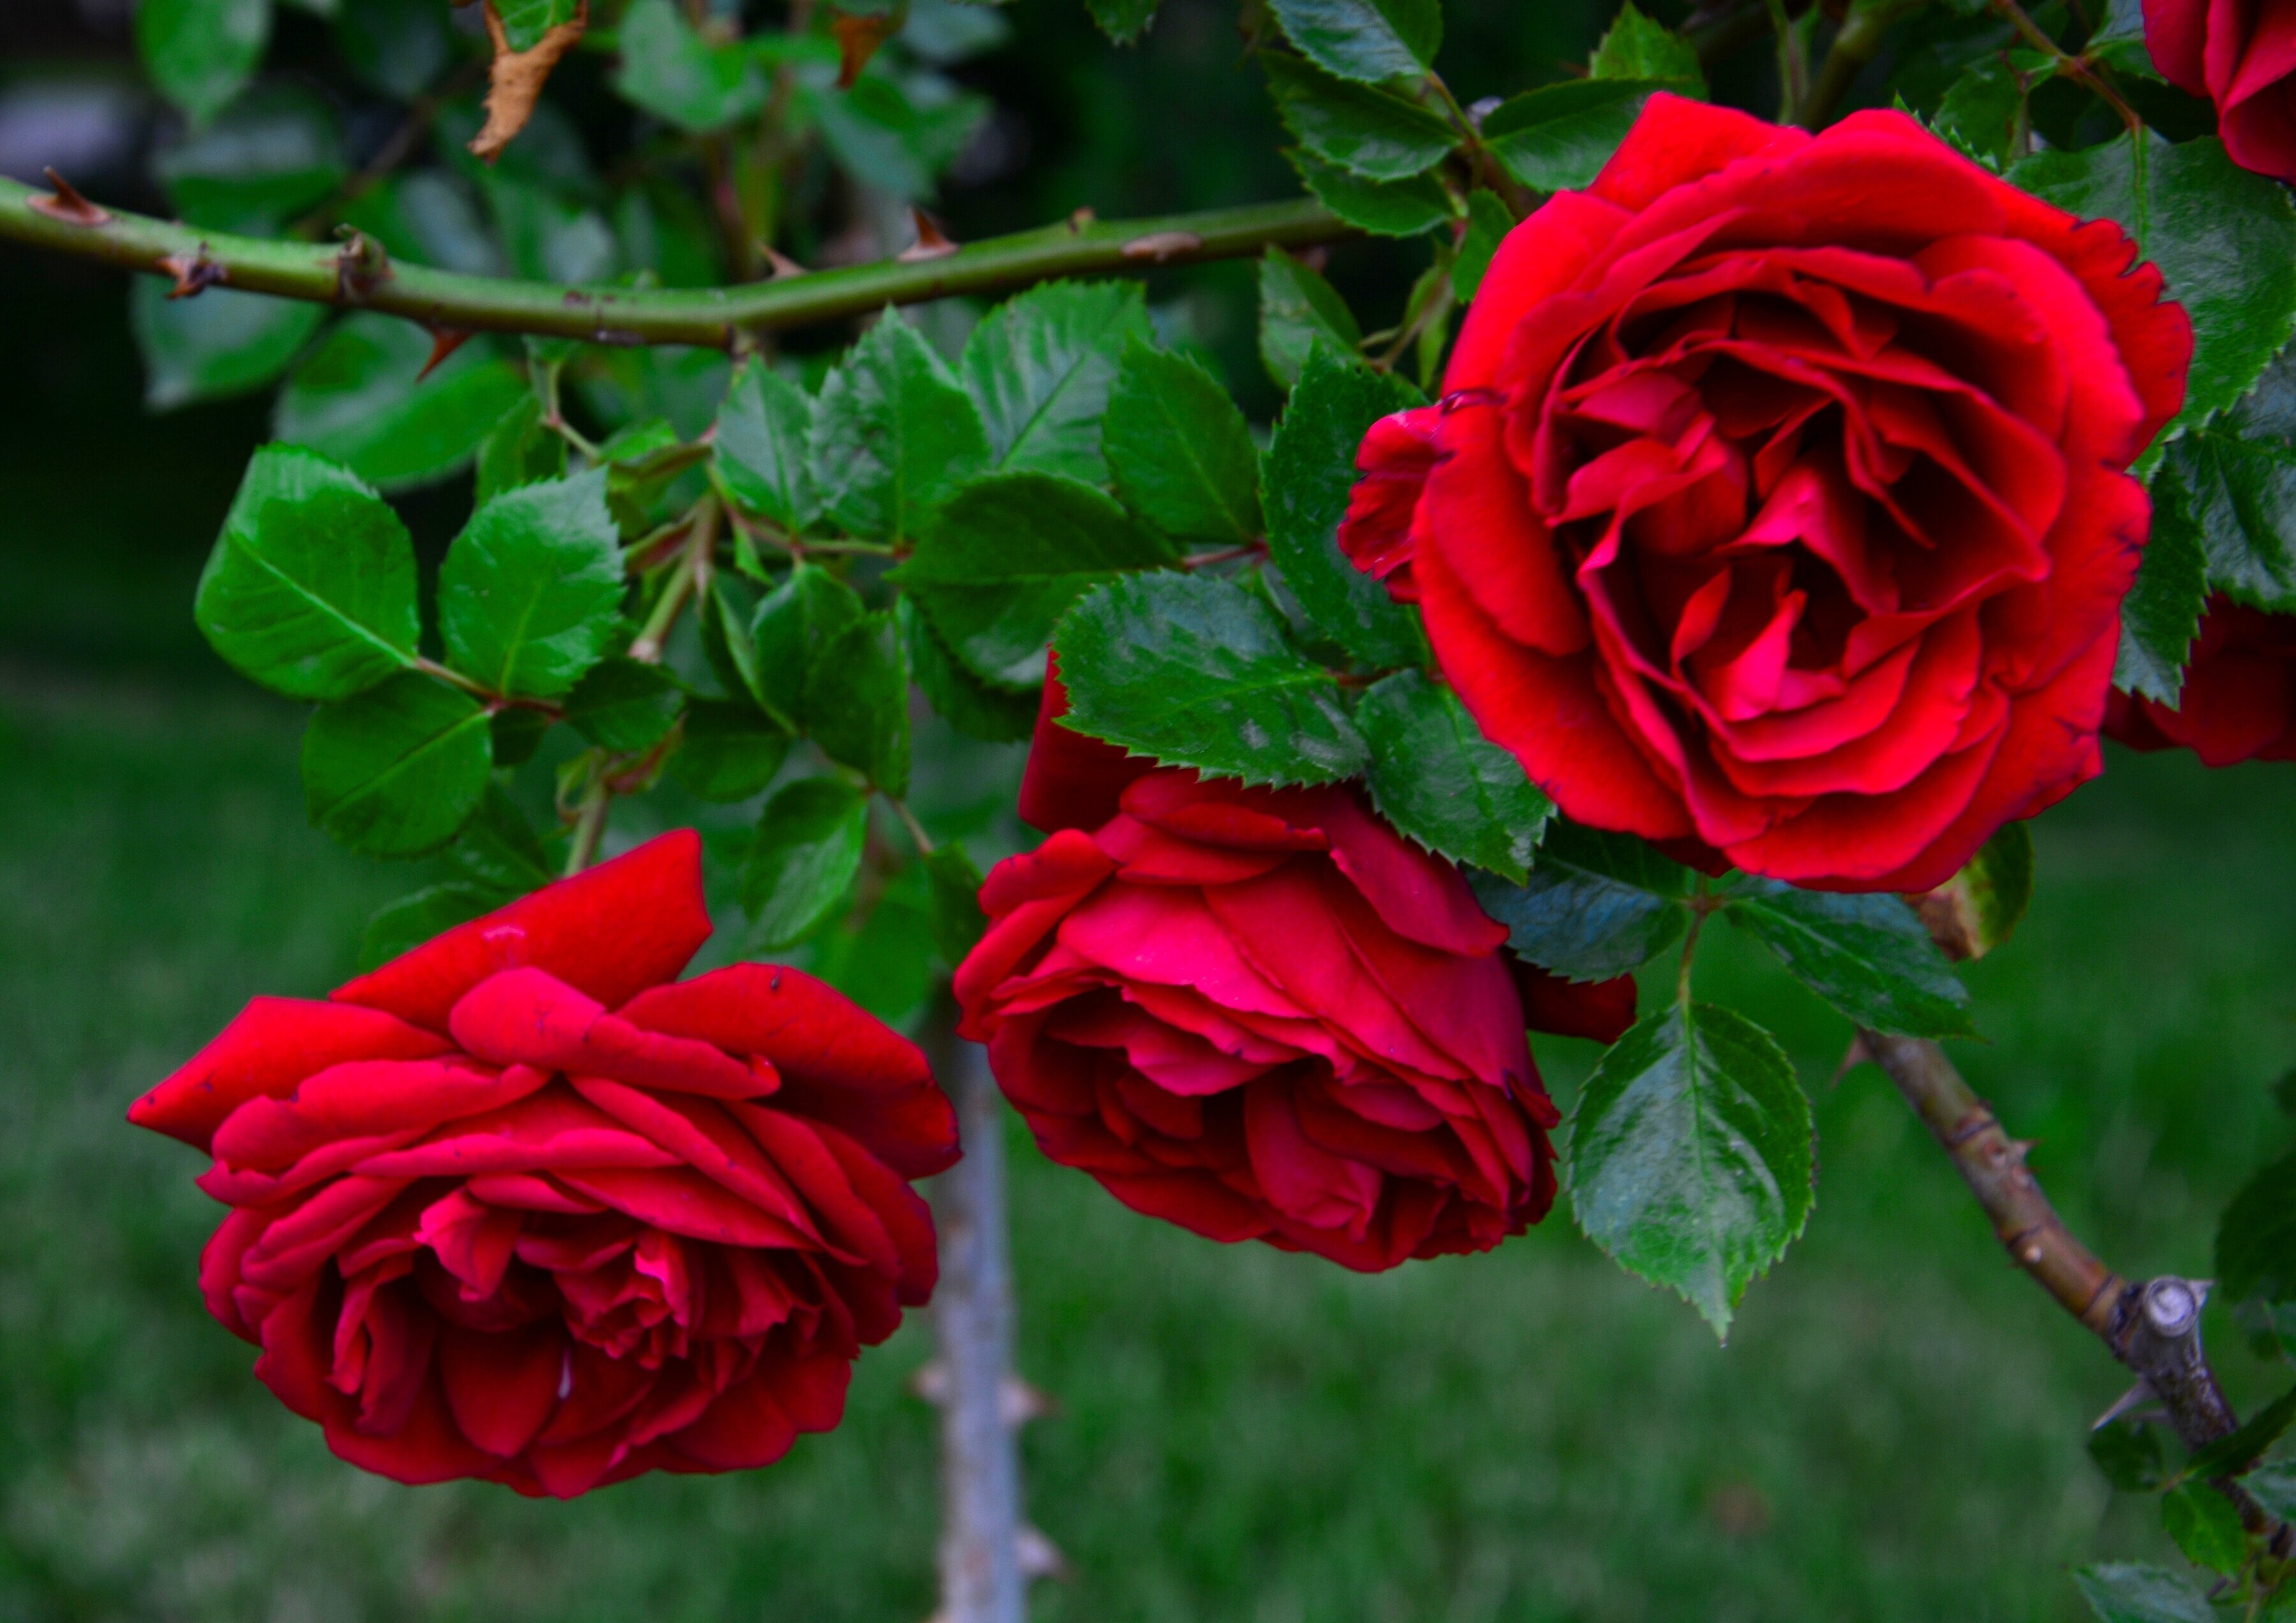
629;501;716;665
564;768;612;877
1802;0;1931;128
887;794;934;856
0;180;1351;348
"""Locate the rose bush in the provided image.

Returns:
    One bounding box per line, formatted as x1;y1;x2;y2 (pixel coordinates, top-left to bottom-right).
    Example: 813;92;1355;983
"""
2145;0;2296;183
2107;594;2296;764
1338;94;2193;893
953;679;1631;1273
128;830;955;1497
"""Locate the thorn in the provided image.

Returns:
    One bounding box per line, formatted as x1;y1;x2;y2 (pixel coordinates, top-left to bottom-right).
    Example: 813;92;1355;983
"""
28;167;110;226
898;207;959;262
2093;1381;2158;1429
418;327;475;381
332;227;393;300
760;242;809;279
907;1362;1059;1427
1016;1525;1071;1582
831;10;901;88
157;246;225;299
1831;1032;1872;1087
1121;230;1203;263
1067;206;1098;232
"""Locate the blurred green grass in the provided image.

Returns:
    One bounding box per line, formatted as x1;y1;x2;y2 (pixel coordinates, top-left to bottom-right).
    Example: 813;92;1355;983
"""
1;664;2292;1622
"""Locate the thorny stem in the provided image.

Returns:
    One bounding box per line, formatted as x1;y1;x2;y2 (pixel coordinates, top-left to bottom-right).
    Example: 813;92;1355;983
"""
0;179;1352;348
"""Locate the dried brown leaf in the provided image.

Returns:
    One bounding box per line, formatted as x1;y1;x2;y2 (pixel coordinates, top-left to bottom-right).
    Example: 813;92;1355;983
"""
469;0;588;164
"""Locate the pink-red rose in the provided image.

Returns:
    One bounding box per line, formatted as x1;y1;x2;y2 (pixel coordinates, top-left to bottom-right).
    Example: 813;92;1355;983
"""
2106;594;2296;764
129;831;956;1497
1339;96;2192;892
2145;0;2296;183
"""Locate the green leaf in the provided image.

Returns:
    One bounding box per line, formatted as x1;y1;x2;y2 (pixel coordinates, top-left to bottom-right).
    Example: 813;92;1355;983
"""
137;0;271;124
493;0;580;52
1261;346;1427;667
132;280;325;412
1286;147;1453;238
669;700;791;802
564;657;684;753
1916;819;2036;961
1589;1;1705;92
899;596;1040;744
1570;1001;1813;1340
897;471;1179;687
715;362;817;532
2070;1564;2217;1623
1084;0;1160;44
2089;1418;2168;1492
1268;0;1440;84
2160;1485;2247;1576
802;611;910;796
437;471;624;699
924;841;988;966
274;314;527;492
475;392;568;504
335;0;453;100
1103;340;1265;543
451;783;556;895
154;86;347;233
2186;1383;2296;1481
482;170;619;284
2159;351;2296;613
2244;1459;2296;1523
490;707;550;767
742;777;870;949
303;672;492;856
1053;572;1370;786
194;444;421;701
802;73;988;202
814;863;938;1024
1453;188;1512;302
1933;57;2023;170
699;574;761;708
612;0;765;133
2119;458;2211;702
811;315;992;543
2012;133;2296;443
2217;1147;2296;1315
358;883;499;973
961;281;1153;484
1483;80;1663;194
1723;881;1974;1038
751;561;864;731
1358;672;1552;883
1259;248;1365;391
1262;52;1459;182
1466;820;1693;981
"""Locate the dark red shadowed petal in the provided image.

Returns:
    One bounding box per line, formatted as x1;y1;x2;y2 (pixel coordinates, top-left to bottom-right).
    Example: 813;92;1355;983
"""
2142;0;2209;93
1512;961;1638;1045
1016;659;1152;834
333;831;714;1034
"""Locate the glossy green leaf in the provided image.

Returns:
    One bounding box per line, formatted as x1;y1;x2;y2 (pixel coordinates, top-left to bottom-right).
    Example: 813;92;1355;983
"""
924;842;988;966
133;280;325;412
900;597;1040;744
715;362;818;532
2160;1485;2246;1576
1285;147;1453;237
1102;340;1264;543
2217;1147;2296;1312
612;0;765;133
962;281;1152;483
897;472;1179;687
303;672;492;856
1258;249;1365;391
2119;458;2211;702
1269;0;1439;84
274;314;527;491
450;783;556;895
154;86;346;232
1054;572;1369;786
742;777;870;949
1483;80;1663;193
358;883;498;973
335;0;453;100
1084;0;1160;44
751;561;864;731
1724;881;1974;1038
669;700;791;802
1569;1001;1813;1340
1589;1;1705;91
698;574;761;709
565;657;684;753
2012;132;2296;442
1262;52;1458;182
437;471;623;700
1933;56;2023;170
1358;672;1552;884
802;611;910;795
482;170;619;285
474;392;568;504
1262;345;1425;666
2087;1418;2168;1492
137;0;271;124
493;0;580;52
804;73;989;202
811;315;992;542
2070;1564;2216;1623
1467;820;1693;981
194;444;420;701
1453;187;1512;302
2159;349;2296;613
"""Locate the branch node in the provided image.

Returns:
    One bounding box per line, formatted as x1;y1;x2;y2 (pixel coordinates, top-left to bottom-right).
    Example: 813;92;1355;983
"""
29;168;109;227
332;228;393;302
158;246;226;299
1122;230;1205;263
1943;1104;1998;1147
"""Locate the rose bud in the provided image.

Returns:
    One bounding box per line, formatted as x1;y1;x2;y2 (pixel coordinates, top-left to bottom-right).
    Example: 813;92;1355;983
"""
2144;0;2296;184
1339;95;2193;893
128;830;956;1497
2107;595;2296;765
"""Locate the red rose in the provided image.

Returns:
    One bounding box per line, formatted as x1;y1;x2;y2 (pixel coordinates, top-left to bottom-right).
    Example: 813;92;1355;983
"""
2106;595;2296;764
2145;0;2296;183
128;831;955;1498
953;678;1628;1272
1338;96;2192;892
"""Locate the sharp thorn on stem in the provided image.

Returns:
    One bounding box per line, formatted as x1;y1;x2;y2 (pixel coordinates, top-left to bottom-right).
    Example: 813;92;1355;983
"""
418;326;475;380
760;242;809;279
28;167;109;227
897;207;959;262
158;246;225;299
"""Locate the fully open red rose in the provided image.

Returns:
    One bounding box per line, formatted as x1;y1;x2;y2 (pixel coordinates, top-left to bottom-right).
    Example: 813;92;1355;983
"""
128;830;955;1498
2145;0;2296;182
953;679;1629;1272
1338;96;2192;892
2106;595;2296;765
